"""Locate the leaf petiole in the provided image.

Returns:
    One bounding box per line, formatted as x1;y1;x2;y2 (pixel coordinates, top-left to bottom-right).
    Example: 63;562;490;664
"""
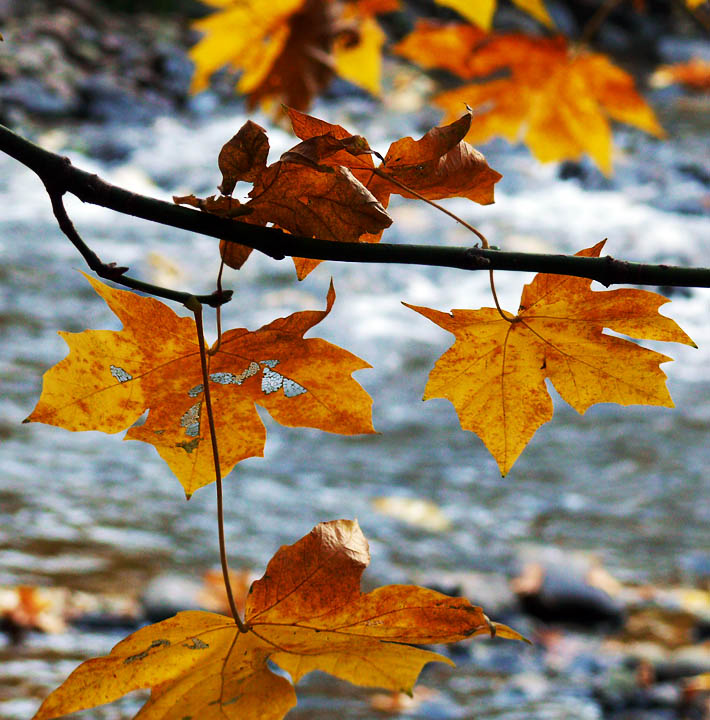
208;259;227;356
371;167;490;247
370;168;512;322
191;301;249;633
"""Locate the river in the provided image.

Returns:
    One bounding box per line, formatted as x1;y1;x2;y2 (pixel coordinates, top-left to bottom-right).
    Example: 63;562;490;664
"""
1;97;709;718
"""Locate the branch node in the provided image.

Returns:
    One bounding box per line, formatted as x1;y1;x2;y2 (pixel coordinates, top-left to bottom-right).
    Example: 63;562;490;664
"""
464;248;491;270
97;261;130;280
204;289;234;308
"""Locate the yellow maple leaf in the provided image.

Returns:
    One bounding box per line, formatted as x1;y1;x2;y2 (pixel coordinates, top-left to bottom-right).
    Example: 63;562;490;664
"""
26;275;374;497
433;34;664;174
405;242;696;476
189;0;304;95
189;0;388;109
434;0;553;30
334;10;385;96
32;520;525;720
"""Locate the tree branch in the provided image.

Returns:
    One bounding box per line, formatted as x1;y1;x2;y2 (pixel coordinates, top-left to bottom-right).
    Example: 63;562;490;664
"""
2;123;709;289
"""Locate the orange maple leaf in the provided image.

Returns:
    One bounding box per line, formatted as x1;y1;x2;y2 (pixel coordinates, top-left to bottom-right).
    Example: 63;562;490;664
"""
283;108;501;276
25;275;374;497
428;34;664;174
33;520;525;720
287;107;501;207
405;241;696;476
393;19;487;77
189;0;388;110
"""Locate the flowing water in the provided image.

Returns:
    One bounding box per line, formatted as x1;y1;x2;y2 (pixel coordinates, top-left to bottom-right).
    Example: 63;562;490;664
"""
0;98;709;718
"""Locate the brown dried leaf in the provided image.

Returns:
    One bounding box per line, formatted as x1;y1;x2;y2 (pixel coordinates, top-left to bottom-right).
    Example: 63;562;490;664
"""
218;120;270;194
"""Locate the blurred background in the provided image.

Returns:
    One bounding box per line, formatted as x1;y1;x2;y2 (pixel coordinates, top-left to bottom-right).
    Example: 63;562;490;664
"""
1;1;709;718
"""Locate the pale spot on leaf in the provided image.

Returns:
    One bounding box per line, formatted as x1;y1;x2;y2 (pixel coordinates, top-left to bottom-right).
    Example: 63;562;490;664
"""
261;367;284;394
181;402;201;438
188;384;204;397
261;368;307;398
110;365;132;383
283;378;307;398
210;361;259;386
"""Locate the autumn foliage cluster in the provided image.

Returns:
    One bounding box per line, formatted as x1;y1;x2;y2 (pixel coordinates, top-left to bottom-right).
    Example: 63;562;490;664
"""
186;0;709;173
12;0;707;718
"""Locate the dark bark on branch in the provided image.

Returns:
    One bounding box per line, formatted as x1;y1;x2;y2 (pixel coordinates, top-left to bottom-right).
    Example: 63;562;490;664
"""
2;122;709;291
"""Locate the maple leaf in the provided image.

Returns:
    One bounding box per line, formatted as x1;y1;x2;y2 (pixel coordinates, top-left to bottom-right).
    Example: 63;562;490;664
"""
431;34;664;174
189;0;388;110
287;107;502;208
434;0;553;30
25;275;374;497
393;19;487;78
282;108;501;276
405;241;696;476
32;520;525;720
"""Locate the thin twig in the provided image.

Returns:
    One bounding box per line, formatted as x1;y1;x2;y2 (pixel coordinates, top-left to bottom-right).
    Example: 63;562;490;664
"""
189;300;248;633
47;185;232;307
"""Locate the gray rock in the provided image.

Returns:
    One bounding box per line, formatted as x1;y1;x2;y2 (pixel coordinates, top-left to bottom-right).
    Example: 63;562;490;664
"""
0;77;77;116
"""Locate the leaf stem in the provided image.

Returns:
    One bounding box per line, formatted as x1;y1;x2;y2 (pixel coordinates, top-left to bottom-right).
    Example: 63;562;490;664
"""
371;169;514;321
209;260;226;356
191;301;249;633
371;168;489;246
488;269;514;323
